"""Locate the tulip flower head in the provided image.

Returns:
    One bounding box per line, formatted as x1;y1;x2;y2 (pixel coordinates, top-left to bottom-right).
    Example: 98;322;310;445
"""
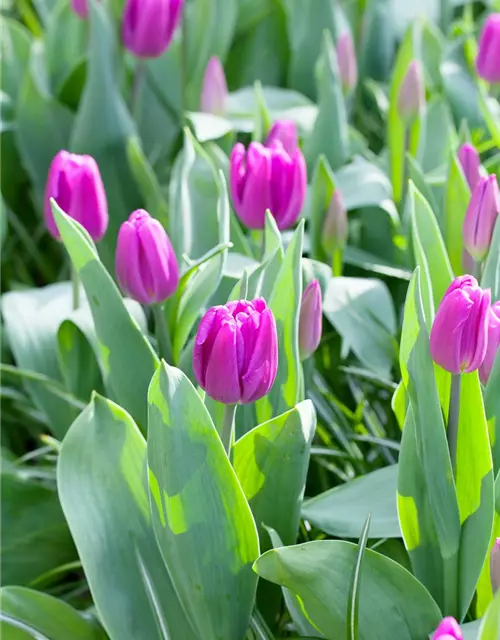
116;209;179;305
299;280;322;360
200;57;227;115
229;134;307;230
71;0;90;18
476;13;500;84
458;143;484;192
463;174;499;261
479;302;500;384
322;189;348;256
432;616;462;640
265;120;299;157
337;32;357;95
193;298;278;405
122;0;184;59
429;276;491;374
397;59;425;125
44;150;108;241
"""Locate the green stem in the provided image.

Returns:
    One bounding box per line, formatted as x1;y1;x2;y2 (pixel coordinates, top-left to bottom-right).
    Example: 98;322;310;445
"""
152;303;174;363
221;404;237;456
71;267;80;310
332;248;343;277
132;60;146;122
448;373;462;475
471;258;482;282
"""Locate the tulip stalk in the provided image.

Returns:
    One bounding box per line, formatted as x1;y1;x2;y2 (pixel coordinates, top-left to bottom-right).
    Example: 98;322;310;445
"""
221;404;237;455
132;60;146;121
447;374;461;474
71;267;80;310
152;303;174;364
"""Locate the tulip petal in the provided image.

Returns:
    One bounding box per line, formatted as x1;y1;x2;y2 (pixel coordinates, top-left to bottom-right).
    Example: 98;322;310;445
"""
237;143;272;229
240;309;278;403
116;221;150;304
430;289;472;374
137;218;179;303
204;321;242;404
193;307;223;388
279;148;308;230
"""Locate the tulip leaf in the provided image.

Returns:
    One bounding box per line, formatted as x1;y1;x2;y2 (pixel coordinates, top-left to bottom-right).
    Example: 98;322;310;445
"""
309;155;336;263
255;220;304;424
482;218;500;303
147;362;259;640
408;181;453;314
58;394;197;640
253;540;442;639
445;153;471;277
302;464;400;540
303;30;349;173
417;96;457;176
0;586;106;640
70;0;141;270
478;588;500;640
52;202;159;432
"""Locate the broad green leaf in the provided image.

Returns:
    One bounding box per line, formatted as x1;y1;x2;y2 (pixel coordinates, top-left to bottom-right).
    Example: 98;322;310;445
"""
347;515;372;640
308;155;336;263
445;154;470;276
2;282;80;438
253;540;442;639
408;182;453;313
476;471;500;617
233;400;316;547
478;589;500;640
255;221;304;423
1;18;31;101
322;276;397;376
417;97;457;175
58;394;197;640
303;31;349;173
0;586;105;640
147;363;259;640
482;218;500;303
53;203;158;431
303;465;400;539
70;0;141;270
226;86;314;122
359;0;395;83
479;90;500;150
1;468;75;586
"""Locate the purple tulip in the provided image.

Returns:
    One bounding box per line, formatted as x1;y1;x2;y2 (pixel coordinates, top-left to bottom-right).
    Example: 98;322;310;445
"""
476;13;500;84
430;275;491;374
397;60;425;124
490;538;500;593
71;0;90;18
432;616;462;640
44;150;108;241
322;190;348;255
122;0;184;59
193;298;278;405
480;302;500;384
463;174;499;261
229;139;307;230
299;280;322;360
115;209;179;305
200;56;227;115
265;120;299;157
337;32;357;95
458;143;483;191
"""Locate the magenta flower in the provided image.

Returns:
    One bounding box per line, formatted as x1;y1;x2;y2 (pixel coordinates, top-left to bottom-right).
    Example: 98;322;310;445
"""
491;538;500;593
200;56;227;116
429;275;491;374
397;60;425;124
44;150;108;241
476;13;500;84
229;138;307;230
463;174;499;261
480;302;500;384
193;298;278;404
337;32;357;95
265;120;299;157
115;210;179;305
299;280;322;360
457;143;483;192
122;0;184;59
432;616;462;640
322;190;348;255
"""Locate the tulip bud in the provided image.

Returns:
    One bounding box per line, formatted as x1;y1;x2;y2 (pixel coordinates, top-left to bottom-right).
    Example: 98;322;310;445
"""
229;140;307;230
115;209;179;305
337;32;357;95
122;0;184;59
299;280;322;361
200;57;227;116
490;538;500;593
432;616;462;640
430;275;491;374
71;0;89;18
44;150;108;241
397;60;425;125
463;174;499;261
265;120;299;157
476;13;500;84
193;298;278;405
321;190;348;256
479;302;500;384
458;143;484;192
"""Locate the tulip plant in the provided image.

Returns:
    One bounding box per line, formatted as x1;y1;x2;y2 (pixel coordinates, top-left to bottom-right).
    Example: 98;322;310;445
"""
2;1;500;640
